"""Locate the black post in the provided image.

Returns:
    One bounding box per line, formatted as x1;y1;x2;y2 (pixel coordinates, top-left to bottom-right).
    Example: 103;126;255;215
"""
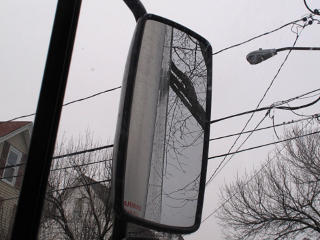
123;0;146;21
10;0;82;239
112;215;128;240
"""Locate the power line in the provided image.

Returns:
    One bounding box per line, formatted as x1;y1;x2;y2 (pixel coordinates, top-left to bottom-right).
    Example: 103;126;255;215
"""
52;144;114;159
208;117;316;187
207;114;268;184
0;158;113;181
0;179;111;202
210;116;319;181
0;145;114;171
1;92;319;173
208;116;317;184
2;15;317;125
133;122;319;204
207;25;306;185
1;93;319;173
2;114;318;178
4;15;317;125
1;114;317;176
208;129;320;160
210;114;319;141
3;86;121;122
208;94;320;183
62;86;121;107
5;128;318;203
0;163;24;171
202;119;315;224
202;151;277;223
2;125;319;203
210;94;320;124
212;15;310;55
276;88;320;105
48;179;110;193
51;158;112;172
4;83;317;130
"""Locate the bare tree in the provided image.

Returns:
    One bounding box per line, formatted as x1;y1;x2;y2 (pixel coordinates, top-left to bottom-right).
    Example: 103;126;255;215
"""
217;126;320;240
39;132;113;240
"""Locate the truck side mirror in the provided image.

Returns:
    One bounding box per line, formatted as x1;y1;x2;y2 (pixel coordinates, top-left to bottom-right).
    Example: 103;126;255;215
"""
112;14;212;234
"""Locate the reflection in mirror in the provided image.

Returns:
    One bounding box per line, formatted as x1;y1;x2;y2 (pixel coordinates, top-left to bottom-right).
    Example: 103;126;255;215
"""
124;19;210;228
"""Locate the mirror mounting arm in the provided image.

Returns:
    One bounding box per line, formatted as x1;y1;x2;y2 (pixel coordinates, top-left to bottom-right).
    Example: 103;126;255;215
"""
123;0;147;21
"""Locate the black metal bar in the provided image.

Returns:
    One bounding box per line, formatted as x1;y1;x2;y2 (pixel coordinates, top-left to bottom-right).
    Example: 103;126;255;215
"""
123;0;147;21
10;0;82;239
277;47;320;52
126;238;161;240
112;215;128;240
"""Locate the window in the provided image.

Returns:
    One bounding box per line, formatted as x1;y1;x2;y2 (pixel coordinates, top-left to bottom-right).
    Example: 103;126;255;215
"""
2;146;22;186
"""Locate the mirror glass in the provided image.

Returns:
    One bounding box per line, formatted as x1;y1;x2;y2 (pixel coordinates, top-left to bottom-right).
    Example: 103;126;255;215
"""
123;19;210;228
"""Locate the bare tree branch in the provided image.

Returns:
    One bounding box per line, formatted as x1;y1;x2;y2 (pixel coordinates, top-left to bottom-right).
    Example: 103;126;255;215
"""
217;126;320;240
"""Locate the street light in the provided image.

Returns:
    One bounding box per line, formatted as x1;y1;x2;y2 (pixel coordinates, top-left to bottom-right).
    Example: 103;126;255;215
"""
246;47;320;65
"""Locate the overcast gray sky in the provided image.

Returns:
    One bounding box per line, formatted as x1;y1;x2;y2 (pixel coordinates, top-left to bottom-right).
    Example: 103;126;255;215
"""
1;0;320;239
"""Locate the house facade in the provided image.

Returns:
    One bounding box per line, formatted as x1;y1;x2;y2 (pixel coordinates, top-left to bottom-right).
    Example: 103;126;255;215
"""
39;173;112;240
0;121;32;239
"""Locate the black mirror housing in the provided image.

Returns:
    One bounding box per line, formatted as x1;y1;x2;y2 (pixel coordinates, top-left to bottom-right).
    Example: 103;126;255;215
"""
112;14;212;234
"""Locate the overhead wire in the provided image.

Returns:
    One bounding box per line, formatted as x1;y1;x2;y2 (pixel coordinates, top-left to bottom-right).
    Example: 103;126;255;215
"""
1;114;319;204
0;145;114;171
47;179;111;193
210;92;320;144
208;128;320;160
207;113;269;184
208;93;320;182
210;95;320;124
0;158;113;181
210;114;319;141
1;114;319;178
2;15;318;124
211;87;320;124
2;127;319;204
3;81;318;126
163;118;319;199
207;22;307;185
202;118;316;223
212;15;311;55
52;144;114;160
1;95;319;173
0;11;318;209
0;179;111;202
2;86;121;123
288;109;318;118
201;148;278;223
51;158;112;172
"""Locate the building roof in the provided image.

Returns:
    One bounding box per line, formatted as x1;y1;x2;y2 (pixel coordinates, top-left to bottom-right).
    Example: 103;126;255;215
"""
79;174;110;203
0;121;32;138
